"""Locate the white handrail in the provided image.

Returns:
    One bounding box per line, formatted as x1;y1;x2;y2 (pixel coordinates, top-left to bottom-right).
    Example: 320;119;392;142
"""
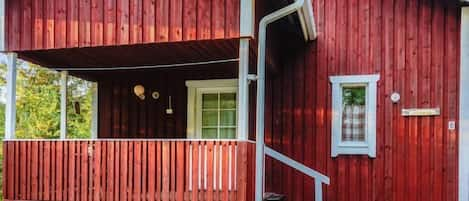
265;146;330;201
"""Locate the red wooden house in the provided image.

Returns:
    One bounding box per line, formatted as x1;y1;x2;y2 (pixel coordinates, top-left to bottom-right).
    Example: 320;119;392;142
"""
2;0;469;201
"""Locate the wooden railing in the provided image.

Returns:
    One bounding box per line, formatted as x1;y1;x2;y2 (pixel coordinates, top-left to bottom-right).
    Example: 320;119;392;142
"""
2;140;255;201
265;146;330;201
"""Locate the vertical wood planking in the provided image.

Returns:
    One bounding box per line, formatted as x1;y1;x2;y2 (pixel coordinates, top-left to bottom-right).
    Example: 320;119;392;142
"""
155;0;169;42
19;141;27;200
8;0;21;50
104;0;116;45
176;142;185;200
169;0;182;41
116;0;130;44
81;142;89;201
142;0;155;42
68;142;76;201
221;142;229;201
197;0;211;39
32;0;44;49
161;141;170;201
91;0;104;46
211;0;225;38
79;0;92;46
147;141;156;201
156;141;162;201
133;141;141;201
31;141;39;200
6;0;240;51
128;142;134;201
56;142;64;201
21;0;32;50
120;142;129;201
44;0;55;49
43;142;50;201
93;142;101;201
225;0;239;37
141;142;147;201
67;0;80;47
54;0;66;48
129;0;143;43
206;141;214;201
190;141;198;201
106;142;114;201
182;0;196;40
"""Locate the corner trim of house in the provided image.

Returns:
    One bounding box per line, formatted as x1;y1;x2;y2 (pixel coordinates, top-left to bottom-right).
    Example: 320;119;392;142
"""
459;6;469;201
0;0;5;51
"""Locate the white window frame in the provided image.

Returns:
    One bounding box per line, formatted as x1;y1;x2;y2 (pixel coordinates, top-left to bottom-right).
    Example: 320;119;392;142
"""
329;74;380;158
186;79;238;139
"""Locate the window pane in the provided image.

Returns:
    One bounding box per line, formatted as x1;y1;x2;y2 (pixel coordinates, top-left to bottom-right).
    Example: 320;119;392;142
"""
202;128;218;139
219;128;236;139
202;111;218;126
342;86;366;142
220;110;236;126
220;93;236;109
203;94;218;109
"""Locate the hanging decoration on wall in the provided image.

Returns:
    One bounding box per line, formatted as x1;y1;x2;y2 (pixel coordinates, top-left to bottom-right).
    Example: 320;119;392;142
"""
152;91;160;100
166;96;174;114
133;85;145;100
74;101;81;114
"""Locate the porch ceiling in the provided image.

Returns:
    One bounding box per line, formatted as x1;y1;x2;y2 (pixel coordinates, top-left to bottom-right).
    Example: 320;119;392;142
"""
15;39;240;70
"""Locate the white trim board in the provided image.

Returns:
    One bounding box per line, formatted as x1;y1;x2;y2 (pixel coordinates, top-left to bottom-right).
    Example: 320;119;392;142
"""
459;6;469;201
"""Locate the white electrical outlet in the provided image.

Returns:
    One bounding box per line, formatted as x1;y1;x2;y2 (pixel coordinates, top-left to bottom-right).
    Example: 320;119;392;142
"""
448;121;456;130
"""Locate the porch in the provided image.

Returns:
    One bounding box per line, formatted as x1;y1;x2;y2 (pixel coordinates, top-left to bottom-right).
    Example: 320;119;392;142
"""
2;140;256;201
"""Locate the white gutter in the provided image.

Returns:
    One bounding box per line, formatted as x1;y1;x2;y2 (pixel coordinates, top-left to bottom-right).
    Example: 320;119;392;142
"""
255;0;317;200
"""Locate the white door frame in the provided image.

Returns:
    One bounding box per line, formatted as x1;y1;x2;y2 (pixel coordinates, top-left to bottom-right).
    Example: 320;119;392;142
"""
459;6;469;201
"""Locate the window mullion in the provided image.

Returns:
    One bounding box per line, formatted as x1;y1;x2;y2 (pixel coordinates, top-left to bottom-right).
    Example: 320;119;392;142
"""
217;93;221;139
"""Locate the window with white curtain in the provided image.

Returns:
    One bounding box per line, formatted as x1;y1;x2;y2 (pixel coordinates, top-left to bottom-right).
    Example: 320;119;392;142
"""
330;74;379;158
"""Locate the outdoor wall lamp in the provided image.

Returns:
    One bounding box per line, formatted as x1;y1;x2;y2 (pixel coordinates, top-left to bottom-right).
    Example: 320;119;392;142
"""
133;85;145;100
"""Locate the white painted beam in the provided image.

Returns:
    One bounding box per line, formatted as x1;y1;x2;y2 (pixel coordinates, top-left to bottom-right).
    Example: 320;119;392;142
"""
4;53;17;139
60;70;68;139
91;82;98;139
459;6;469;201
240;0;254;37
237;39;249;140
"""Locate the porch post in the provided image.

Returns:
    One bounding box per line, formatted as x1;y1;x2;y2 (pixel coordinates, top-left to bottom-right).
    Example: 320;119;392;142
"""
459;6;469;201
238;38;250;140
4;53;17;139
91;82;98;139
60;70;68;139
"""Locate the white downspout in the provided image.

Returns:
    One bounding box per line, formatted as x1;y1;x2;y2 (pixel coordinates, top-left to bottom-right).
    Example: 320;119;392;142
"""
255;0;308;200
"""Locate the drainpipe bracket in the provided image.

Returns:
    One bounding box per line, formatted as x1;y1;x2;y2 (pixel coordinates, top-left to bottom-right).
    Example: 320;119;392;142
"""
247;74;258;84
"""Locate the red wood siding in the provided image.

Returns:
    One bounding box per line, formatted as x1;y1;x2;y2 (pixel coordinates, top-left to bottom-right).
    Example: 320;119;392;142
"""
3;140;255;201
5;0;240;51
96;64;238;138
264;1;460;201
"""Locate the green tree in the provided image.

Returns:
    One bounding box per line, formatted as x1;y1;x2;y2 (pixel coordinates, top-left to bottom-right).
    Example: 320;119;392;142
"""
0;60;93;139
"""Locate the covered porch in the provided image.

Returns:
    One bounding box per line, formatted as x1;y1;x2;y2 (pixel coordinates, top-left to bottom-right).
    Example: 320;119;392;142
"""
2;37;257;201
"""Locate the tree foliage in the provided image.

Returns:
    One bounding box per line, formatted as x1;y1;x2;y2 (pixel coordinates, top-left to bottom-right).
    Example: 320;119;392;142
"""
0;60;93;139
